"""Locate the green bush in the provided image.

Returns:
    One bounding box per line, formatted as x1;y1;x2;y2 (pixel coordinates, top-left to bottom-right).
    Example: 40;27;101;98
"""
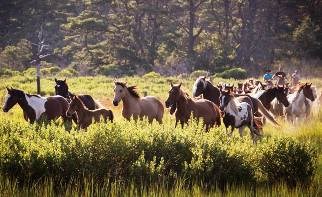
0;116;317;189
143;72;161;79
216;67;247;79
41;66;61;76
57;68;78;77
190;70;210;78
97;64;137;76
258;137;317;187
0;68;19;77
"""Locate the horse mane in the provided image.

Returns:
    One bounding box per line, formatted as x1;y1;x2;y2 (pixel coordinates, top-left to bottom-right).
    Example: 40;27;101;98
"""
26;93;40;98
74;96;88;110
115;81;140;98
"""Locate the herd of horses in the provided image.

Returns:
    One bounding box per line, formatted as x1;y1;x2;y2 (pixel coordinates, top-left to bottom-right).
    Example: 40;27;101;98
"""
1;76;318;141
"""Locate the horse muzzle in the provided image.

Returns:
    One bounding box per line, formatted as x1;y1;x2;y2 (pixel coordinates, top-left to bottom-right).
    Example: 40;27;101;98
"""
2;107;8;112
113;100;119;106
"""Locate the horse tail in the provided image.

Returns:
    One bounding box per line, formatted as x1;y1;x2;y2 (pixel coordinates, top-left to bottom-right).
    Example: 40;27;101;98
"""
253;98;280;126
214;105;221;126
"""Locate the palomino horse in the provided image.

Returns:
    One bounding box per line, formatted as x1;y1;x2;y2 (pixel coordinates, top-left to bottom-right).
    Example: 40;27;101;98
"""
220;90;261;140
113;81;164;123
2;88;69;123
66;96;113;129
285;83;315;123
55;78;100;110
166;83;221;130
192;76;221;106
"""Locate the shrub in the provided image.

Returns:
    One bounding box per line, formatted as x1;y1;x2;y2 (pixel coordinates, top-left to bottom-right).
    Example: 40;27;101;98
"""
41;66;60;76
258;137;317;187
97;64;136;76
190;70;210;78
57;68;78;77
143;72;161;79
216;67;247;79
0;68;19;77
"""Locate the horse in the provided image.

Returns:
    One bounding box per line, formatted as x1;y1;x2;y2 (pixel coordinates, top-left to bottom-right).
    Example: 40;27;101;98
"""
66;96;113;129
219;90;261;140
55;78;100;110
192;76;221;106
165;83;221;130
2;87;69;123
113;81;164;123
285;83;315;123
252;86;290;110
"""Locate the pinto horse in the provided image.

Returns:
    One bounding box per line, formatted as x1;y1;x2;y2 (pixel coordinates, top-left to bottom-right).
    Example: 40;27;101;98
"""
166;83;221;130
66;96;113;129
192;76;221;106
2;88;69;123
113;81;164;123
220;90;261;140
55;78;99;110
285;83;316;123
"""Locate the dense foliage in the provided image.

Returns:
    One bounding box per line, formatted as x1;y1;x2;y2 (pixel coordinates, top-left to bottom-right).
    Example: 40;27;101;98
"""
0;116;317;189
0;0;321;74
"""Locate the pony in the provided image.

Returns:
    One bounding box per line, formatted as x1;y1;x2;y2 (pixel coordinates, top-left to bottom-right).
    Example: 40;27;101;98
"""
166;83;221;130
285;83;315;123
192;76;221;106
220;90;261;140
113;81;164;123
55;78;100;110
2;87;69;123
66;96;113;129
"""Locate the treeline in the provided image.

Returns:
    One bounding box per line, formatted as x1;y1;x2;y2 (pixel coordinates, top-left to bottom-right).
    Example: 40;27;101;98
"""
0;0;321;75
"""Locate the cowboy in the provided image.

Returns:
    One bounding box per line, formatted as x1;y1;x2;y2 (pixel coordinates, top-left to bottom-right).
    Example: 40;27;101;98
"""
291;70;300;86
263;69;273;82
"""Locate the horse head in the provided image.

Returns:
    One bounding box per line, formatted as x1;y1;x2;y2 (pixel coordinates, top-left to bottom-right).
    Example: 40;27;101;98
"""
165;82;182;115
219;89;233;111
192;76;207;98
275;86;290;107
302;83;315;101
2;87;26;112
55;78;69;98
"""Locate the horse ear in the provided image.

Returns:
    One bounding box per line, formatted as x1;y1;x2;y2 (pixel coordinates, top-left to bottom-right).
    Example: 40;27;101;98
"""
64;78;66;82
6;87;10;92
170;82;173;87
55;78;58;83
178;83;182;89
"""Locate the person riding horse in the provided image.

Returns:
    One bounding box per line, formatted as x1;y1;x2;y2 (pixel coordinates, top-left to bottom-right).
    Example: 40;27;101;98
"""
291;70;300;86
273;71;287;87
263;69;273;88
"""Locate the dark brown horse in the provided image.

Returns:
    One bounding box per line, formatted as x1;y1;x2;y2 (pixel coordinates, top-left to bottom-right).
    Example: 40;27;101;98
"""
2;88;70;123
192;76;221;106
55;78;100;110
166;83;221;130
66;96;113;129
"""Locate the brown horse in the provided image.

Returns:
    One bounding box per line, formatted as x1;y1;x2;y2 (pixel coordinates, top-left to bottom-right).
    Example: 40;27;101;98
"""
113;81;164;123
66;96;113;129
2;88;70;123
165;83;221;130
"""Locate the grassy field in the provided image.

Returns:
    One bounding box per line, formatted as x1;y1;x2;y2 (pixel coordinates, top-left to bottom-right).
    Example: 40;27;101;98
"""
0;72;322;196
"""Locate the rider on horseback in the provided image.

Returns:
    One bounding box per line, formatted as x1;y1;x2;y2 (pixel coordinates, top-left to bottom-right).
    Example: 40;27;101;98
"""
263;69;273;88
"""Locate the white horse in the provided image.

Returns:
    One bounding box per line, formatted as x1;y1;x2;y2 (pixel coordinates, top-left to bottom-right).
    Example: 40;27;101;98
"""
285;83;315;123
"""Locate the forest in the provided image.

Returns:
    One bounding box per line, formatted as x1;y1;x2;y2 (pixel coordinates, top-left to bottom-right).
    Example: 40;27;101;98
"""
0;0;321;75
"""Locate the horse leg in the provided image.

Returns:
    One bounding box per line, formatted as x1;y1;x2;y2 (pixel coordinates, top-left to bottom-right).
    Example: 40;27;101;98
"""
238;127;245;137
